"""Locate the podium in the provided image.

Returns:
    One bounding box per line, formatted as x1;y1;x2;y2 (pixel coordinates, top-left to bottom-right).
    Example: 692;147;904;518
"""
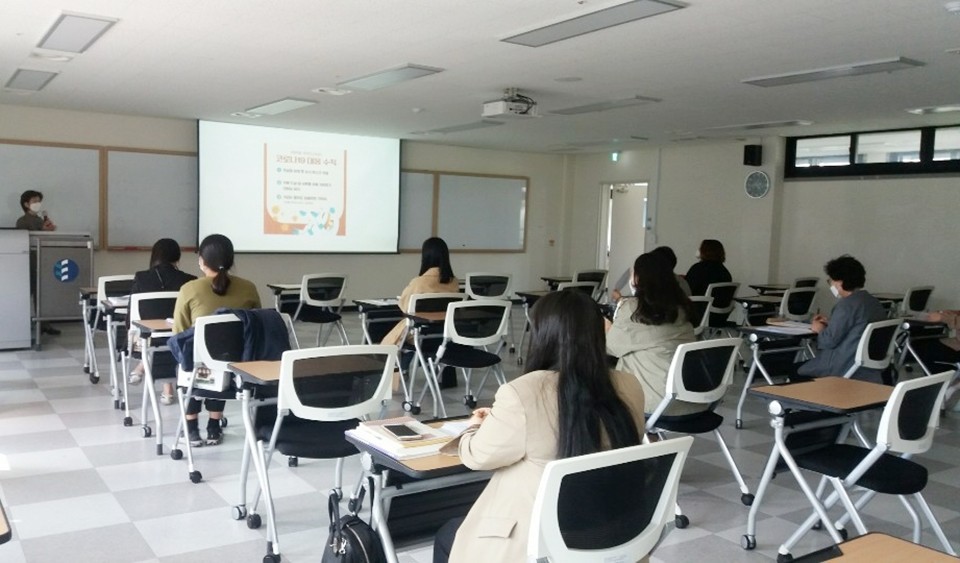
30;232;94;347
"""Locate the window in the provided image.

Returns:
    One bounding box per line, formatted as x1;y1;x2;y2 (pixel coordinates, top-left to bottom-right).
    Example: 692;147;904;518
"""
786;125;960;178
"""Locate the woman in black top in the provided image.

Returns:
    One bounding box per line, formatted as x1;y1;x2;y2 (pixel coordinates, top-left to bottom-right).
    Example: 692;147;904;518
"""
128;239;196;403
684;239;732;296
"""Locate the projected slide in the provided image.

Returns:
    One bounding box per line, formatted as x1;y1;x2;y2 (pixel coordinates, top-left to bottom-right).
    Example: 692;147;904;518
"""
199;121;400;253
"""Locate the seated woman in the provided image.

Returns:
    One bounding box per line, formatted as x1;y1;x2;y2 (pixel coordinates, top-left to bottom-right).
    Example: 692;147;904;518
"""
381;236;459;347
172;234;260;446
684;239;731;296
128;238;197;405
796;255;887;382
433;290;645;563
606;252;698;416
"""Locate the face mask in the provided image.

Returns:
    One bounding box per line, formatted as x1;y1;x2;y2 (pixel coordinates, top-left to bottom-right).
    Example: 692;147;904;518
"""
830;284;840;298
629;282;637;296
695;252;701;260
29;202;42;213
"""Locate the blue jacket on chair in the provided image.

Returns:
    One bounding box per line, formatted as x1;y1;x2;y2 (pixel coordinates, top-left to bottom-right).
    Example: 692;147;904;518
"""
168;308;290;371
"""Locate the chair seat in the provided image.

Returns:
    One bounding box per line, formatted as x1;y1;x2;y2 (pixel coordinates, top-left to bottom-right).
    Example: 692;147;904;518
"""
440;343;501;369
257;416;360;459
757;337;805;351
794;444;928;495
653;411;723;434
296;307;342;324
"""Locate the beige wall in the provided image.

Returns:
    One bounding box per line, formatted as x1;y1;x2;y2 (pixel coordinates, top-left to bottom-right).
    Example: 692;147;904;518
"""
3;103;957;311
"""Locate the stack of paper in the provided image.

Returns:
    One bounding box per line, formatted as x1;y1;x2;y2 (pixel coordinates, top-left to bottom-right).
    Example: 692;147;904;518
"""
348;416;464;460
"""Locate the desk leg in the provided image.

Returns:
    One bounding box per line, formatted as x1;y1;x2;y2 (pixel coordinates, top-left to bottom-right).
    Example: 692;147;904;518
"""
367;469;399;563
736;346;761;429
106;314;120;409
241;388;280;559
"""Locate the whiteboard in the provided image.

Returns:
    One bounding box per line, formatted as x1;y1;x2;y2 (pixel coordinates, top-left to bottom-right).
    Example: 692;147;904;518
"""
399;171;434;250
106;150;198;249
0;142;100;243
437;174;527;251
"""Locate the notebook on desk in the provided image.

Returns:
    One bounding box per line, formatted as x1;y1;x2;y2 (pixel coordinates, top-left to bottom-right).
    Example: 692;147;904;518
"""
349;417;466;460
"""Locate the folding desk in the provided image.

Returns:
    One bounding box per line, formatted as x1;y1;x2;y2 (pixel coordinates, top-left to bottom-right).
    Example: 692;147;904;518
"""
896;318;949;374
265;282;300;312
539;276;571;290
792;532;957;562
748;283;790;296
345;424;491;563
353;298;402;345
735;323;817;429
100;297;130;416
737;294;785;326
742;377;892;552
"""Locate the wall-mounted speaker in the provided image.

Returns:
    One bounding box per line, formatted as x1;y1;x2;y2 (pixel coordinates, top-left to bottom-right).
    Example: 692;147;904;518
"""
743;144;762;166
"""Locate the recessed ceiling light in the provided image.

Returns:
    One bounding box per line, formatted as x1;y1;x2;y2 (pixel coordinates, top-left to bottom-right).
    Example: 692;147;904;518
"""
37;12;117;53
245;98;316;115
551;95;661;115
338;64;444;91
946;48;960;55
742;57;924;87
502;0;685;48
311;87;352;96
421;120;504;134
705;120;813;131
30;50;74;62
230;111;262;118
906;104;960;115
4;68;59;92
555;76;583;82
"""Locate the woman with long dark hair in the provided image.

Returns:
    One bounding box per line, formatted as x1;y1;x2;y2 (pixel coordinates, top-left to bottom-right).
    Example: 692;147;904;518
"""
381;237;459;346
607;251;698;416
172;234;260;446
433;290;645;563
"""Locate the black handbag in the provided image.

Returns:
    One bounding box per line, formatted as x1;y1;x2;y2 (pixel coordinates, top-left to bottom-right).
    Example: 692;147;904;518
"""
322;487;387;563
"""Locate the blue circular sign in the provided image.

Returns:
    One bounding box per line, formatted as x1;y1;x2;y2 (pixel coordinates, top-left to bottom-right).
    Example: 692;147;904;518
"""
52;259;79;283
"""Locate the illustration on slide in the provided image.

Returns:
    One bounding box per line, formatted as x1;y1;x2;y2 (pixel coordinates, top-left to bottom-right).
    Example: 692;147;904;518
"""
262;144;347;236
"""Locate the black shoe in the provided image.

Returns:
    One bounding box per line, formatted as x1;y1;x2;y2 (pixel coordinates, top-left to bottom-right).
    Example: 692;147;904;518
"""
206;421;223;446
188;428;204;448
41;323;61;336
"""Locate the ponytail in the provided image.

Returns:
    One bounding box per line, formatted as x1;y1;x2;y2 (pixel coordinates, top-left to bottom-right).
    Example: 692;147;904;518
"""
211;267;231;296
198;234;235;296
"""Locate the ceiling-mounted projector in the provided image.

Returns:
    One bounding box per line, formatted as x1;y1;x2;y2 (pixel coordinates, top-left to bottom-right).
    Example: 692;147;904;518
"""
482;88;540;118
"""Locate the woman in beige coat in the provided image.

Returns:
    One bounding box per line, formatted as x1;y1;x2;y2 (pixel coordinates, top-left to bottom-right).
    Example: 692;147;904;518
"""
381;237;459;347
433;290;646;563
606;251;699;417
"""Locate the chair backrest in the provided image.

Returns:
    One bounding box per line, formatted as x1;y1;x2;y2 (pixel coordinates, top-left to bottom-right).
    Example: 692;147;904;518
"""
556;281;598;299
688;296;712;338
441;300;511;348
280;312;300;350
527;437;693;563
705;282;740;314
846;318;904;376
193;313;245;375
129;291;179;322
277;344;398;422
98;274;135;300
877;371;952;455
407;293;468;337
464;272;512;300
664;337;741;404
900;286;934;317
792;277;819;288
779;287;818;321
573;269;608;301
299;273;348;308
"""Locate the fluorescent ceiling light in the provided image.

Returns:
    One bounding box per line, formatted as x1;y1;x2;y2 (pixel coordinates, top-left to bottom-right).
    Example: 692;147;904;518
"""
4;69;59;91
503;0;685;47
418;120;504;135
906;104;960;115
37;12;117;53
245;98;316;115
706;120;813;131
742;57;924;87
338;64;444;91
552;95;661;115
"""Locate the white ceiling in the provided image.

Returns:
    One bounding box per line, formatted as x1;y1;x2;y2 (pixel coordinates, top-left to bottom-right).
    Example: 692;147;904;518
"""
2;0;960;153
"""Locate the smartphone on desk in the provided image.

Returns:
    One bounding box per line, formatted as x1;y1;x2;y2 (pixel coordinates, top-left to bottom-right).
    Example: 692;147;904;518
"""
382;423;423;441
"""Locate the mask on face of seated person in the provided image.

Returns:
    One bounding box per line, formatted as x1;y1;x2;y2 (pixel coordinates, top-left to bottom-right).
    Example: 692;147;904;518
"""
830;284;840;298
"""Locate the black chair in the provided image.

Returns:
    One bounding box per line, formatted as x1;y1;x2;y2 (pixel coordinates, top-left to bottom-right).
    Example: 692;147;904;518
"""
842;319;903;381
900;286;934;317
704;282;741;337
775;371;956;562
279;273;349;346
573;269;608;302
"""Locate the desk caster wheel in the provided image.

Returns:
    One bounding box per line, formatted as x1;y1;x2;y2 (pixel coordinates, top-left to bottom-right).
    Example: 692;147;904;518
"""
113;399;120;410
220;417;228;428
141;426;152;438
170;449;183;460
837;527;848;540
812;520;822;530
189;470;202;484
90;373;100;384
675;514;689;529
232;505;247;520
410;404;421;415
84;366;90;374
777;553;793;563
287;456;298;467
741;535;756;550
247;513;261;529
123;416;133;427
735;419;743;429
463;395;477;408
119;401;126;410
516;357;523;365
402;401;413;412
263;554;281;563
156;444;163;456
741;493;754;506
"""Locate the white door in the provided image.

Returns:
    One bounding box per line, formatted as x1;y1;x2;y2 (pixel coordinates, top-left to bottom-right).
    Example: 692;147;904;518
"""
600;182;649;295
